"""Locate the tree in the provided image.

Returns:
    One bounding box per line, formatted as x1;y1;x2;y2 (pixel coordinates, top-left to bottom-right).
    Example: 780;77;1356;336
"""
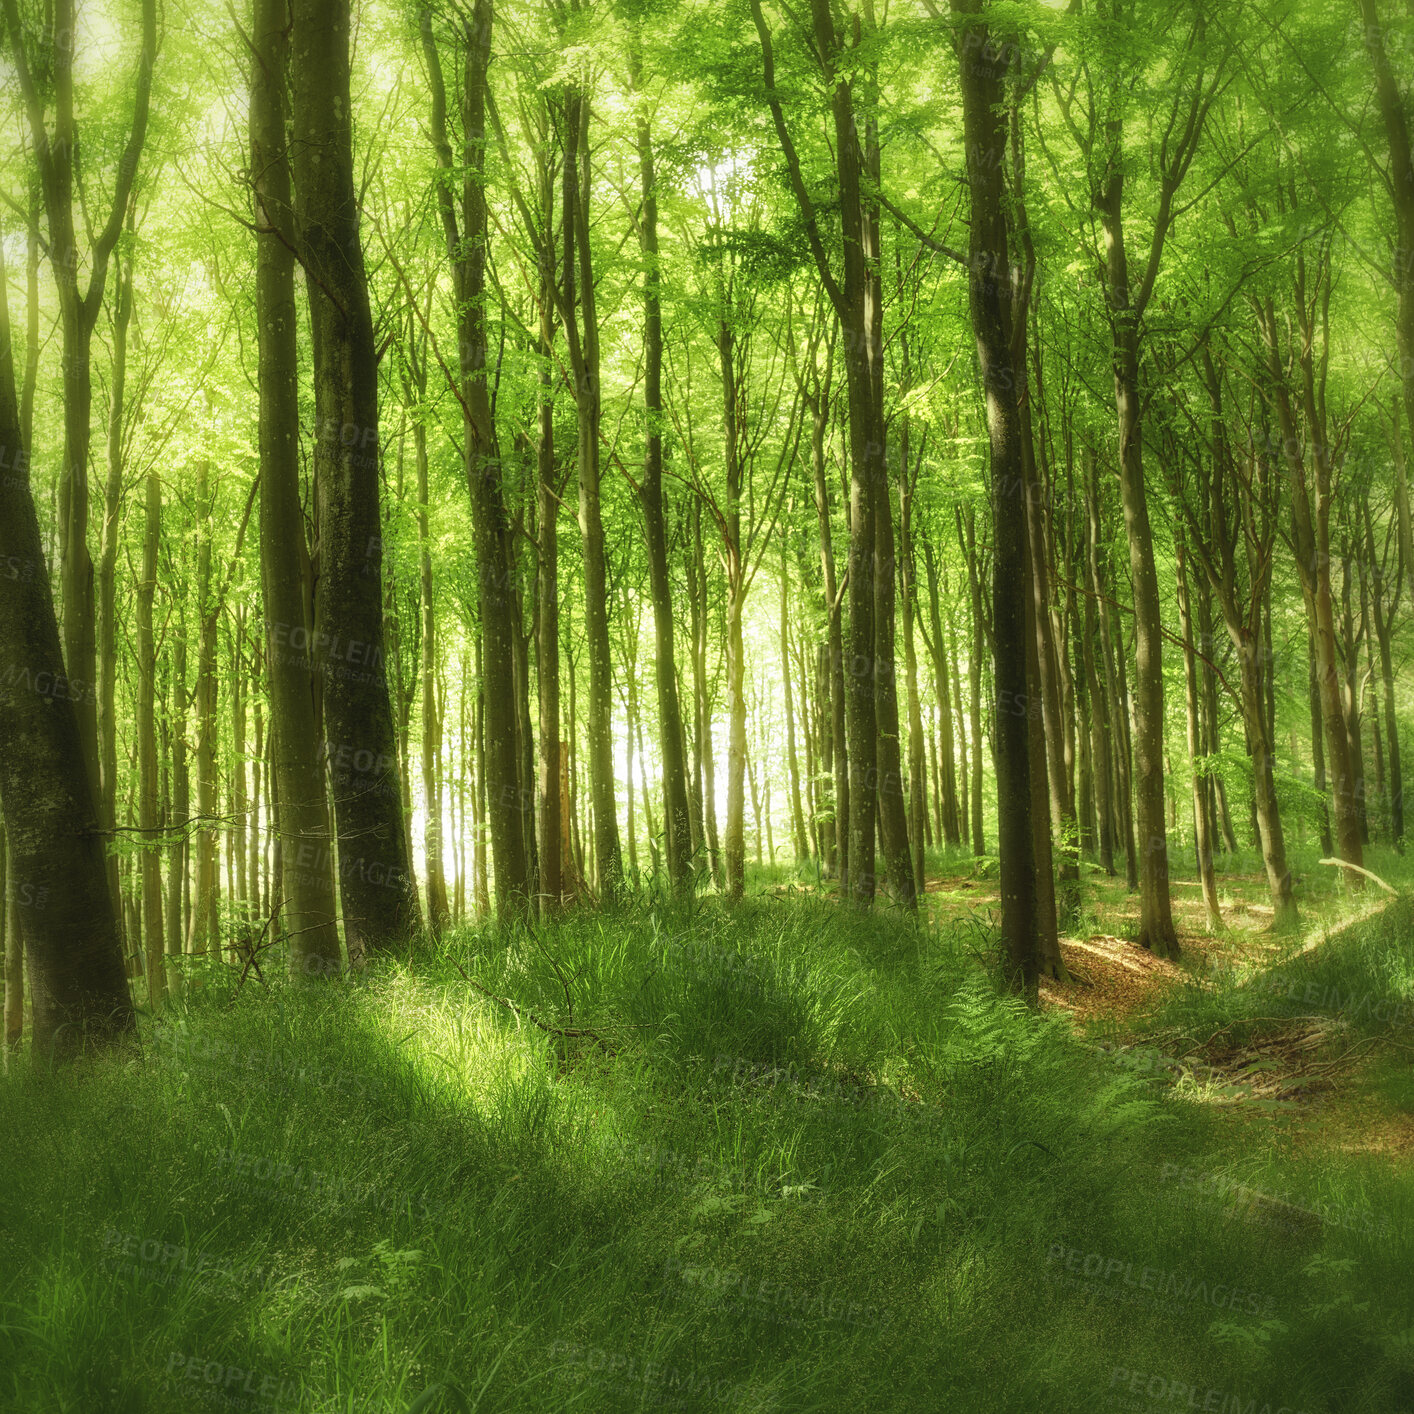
0;237;133;1057
289;0;422;954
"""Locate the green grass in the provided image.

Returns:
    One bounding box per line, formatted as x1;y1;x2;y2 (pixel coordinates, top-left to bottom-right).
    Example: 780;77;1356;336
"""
2;890;1413;1413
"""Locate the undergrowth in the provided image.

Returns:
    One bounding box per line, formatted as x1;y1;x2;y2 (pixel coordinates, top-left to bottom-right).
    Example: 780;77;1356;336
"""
1;890;1411;1412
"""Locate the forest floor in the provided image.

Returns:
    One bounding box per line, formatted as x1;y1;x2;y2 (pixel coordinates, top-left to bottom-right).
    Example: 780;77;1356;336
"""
925;843;1414;1154
2;841;1413;1414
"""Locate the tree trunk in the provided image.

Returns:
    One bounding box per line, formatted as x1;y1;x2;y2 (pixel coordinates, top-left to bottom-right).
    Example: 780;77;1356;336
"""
421;0;528;920
923;543;961;845
1367;502;1405;848
250;0;343;979
961;508;987;857
188;462;219;957
810;388;847;879
1175;532;1221;931
98;238;133;937
781;540;811;863
0;241;134;1055
290;0;421;954
137;469;164;1004
629;58;694;895
954;0;1038;992
1095;206;1177;956
3;828;22;1055
557;84;622;905
899;481;927;895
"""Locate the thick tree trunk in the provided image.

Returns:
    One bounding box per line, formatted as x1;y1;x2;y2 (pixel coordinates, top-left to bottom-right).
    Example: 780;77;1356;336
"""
290;0;421;954
3;0;155;814
0;243;134;1056
250;0;343;979
954;0;1038;993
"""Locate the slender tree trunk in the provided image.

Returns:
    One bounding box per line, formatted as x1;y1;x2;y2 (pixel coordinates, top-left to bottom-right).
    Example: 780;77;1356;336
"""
422;0;528;919
1096;215;1177;955
1026;534;1064;980
924;543;961;845
1368;503;1405;847
1340;553;1369;844
1081;499;1115;874
416;421;449;934
188;463;219;956
781;539;810;863
899;486;927;895
961;508;986;857
556;84;622;905
629;56;694;895
1023;399;1079;927
3;829;22;1055
810;390;847;879
137;469;164;1004
98;239;133;936
1176;532;1221;931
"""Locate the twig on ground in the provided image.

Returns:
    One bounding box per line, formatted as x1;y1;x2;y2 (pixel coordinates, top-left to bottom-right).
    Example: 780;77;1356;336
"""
446;955;613;1053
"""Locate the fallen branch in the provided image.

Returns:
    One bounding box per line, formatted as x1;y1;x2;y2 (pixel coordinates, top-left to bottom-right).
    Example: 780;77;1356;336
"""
447;956;612;1052
1316;858;1399;895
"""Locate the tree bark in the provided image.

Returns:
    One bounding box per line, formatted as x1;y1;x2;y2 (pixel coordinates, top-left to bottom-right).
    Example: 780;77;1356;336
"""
954;0;1038;993
0;237;134;1056
290;0;421;954
555;84;623;904
629;54;694;895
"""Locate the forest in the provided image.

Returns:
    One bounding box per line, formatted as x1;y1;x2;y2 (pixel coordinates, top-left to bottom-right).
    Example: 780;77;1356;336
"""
2;0;1414;1408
